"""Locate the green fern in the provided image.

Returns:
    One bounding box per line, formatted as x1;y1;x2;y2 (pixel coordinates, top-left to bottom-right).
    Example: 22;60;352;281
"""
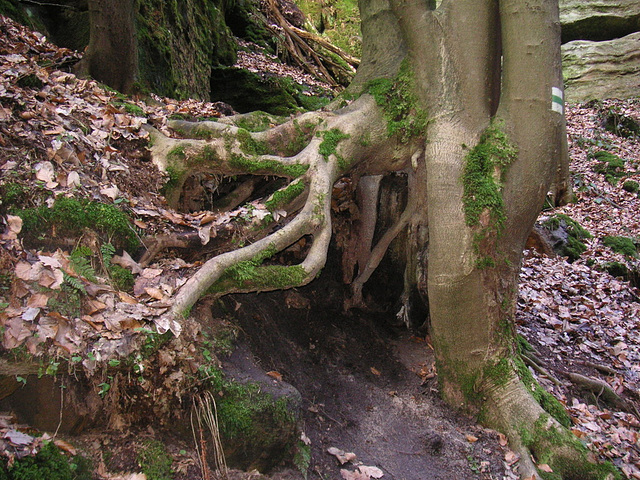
69;254;97;283
63;273;86;295
100;243;116;264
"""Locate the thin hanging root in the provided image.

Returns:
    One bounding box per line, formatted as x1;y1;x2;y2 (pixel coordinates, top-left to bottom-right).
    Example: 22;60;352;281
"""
191;391;228;480
345;179;417;309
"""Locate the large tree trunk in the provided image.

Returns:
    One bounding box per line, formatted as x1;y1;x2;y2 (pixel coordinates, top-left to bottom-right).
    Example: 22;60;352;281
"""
74;0;138;94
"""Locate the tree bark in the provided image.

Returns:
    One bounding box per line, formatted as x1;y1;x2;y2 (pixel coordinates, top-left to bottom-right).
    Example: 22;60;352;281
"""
75;0;138;94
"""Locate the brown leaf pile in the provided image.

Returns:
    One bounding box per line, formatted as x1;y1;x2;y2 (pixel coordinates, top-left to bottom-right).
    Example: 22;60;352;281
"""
518;99;640;478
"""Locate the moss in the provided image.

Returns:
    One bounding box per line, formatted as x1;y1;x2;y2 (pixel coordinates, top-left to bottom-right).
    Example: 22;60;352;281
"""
622;180;639;193
602;261;628;279
237;128;272;155
200;366;298;443
279;120;314;157
2;441;91;480
590;151;627;185
167;146;187;161
137;440;173;480
318;128;350;162
234;112;281;132
515;357;571;428
366;61;428;143
461;121;517;268
483;358;511;387
136;0;237;99
265;180;305;212
111;101;145;117
522;415;621;480
0;182;26;209
602;236;638;258
15;197;139;250
109;264;135;291
542;214;592;262
229;155;309;178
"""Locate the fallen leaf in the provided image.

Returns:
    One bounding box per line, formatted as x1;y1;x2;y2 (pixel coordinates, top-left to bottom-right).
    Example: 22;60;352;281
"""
358;466;384;478
538;464;553;473
370;367;381;376
267;371;283;381
328;447;357;465
465;434;478;443
340;469;368;480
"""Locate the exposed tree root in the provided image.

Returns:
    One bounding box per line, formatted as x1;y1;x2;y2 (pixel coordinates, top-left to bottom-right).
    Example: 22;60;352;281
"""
566;372;631;413
146;95;418;334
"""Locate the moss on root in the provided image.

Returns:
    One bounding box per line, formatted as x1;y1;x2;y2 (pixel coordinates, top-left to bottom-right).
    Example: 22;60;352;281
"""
318;128;350;162
229;155;309;178
522;415;621;480
264;180;305;212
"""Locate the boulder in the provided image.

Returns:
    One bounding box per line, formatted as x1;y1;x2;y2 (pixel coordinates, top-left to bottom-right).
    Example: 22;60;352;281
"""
560;0;640;42
562;32;640;103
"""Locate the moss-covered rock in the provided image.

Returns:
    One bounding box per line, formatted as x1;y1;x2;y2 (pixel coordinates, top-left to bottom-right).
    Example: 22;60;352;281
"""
137;0;238;100
210;68;302;115
541;214;592;262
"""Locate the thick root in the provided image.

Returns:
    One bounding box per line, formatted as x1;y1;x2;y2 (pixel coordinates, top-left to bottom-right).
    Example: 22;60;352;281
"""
484;375;620;480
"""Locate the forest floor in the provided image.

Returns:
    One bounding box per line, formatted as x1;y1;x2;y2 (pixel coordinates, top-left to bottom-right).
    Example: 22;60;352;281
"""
1;13;640;480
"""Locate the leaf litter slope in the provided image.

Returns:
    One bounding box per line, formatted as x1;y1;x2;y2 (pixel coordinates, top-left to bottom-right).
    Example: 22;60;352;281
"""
1;12;640;479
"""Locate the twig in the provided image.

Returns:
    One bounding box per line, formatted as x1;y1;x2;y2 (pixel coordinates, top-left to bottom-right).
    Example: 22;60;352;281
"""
566;372;630;412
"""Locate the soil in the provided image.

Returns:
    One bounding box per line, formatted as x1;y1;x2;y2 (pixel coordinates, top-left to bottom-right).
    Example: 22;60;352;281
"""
214;256;511;480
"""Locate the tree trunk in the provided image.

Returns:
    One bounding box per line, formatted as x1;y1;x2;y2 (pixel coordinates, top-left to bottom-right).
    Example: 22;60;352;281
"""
74;0;138;94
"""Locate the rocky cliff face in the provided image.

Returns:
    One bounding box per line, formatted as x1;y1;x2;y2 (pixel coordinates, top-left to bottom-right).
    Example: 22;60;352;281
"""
561;0;640;102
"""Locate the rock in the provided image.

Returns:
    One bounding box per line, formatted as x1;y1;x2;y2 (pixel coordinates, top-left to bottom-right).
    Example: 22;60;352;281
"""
562;32;640;103
560;0;640;43
218;342;303;472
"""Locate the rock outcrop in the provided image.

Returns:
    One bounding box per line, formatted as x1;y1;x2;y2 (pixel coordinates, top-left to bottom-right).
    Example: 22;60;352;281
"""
562;32;640;103
561;0;640;102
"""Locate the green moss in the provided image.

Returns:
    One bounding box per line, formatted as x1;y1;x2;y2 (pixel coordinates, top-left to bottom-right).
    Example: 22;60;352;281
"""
200;366;297;442
16;197;139;250
167;146;187;161
0;182;26;209
137;440;173;480
2;441;91;480
483;358;511;387
293;440;311;479
318;128;350;162
602;261;628;278
234;112;281;132
515;357;571;428
461;121;517;268
229;155;309;178
622;180;639;193
591;151;627;185
265;180;305;212
279;120;314;157
109;264;135;291
522;415;621;480
542;214;592;262
602;236;638;257
111;101;145;117
366;61;428;143
237;128;272;155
